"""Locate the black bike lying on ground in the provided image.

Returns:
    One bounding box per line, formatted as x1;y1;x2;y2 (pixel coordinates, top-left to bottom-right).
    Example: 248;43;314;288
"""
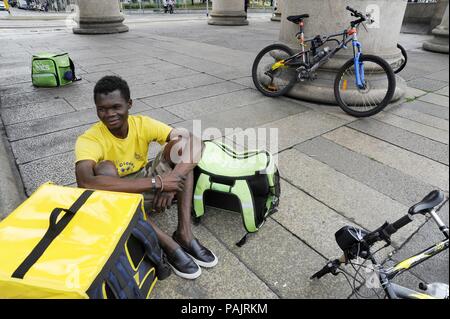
311;190;449;299
252;6;397;117
393;44;408;74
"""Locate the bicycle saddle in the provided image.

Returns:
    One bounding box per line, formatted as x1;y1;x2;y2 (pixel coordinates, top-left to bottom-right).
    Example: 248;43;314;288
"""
287;14;310;24
408;190;445;215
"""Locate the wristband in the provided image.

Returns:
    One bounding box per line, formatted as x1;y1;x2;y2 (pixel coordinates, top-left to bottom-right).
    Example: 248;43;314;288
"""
156;175;164;192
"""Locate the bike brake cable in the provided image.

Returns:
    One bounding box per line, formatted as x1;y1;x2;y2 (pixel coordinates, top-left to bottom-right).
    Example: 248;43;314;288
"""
362;22;368;33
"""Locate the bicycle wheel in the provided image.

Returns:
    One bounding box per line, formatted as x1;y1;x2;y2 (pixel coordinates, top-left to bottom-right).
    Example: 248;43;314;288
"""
393;44;408;74
334;54;396;118
252;44;297;97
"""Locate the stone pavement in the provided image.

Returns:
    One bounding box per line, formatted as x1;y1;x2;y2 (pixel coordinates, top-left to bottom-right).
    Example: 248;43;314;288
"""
0;13;448;299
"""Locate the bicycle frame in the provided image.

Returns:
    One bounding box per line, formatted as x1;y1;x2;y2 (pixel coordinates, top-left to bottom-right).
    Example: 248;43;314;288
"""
280;25;366;88
373;209;449;299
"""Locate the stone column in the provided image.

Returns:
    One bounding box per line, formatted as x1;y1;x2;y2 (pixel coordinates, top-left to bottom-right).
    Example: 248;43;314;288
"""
430;0;449;32
271;0;284;22
423;4;449;53
73;0;129;35
208;0;248;26
279;0;407;104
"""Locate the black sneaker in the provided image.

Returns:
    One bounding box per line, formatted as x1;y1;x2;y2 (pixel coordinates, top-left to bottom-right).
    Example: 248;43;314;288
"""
173;232;218;268
166;247;201;280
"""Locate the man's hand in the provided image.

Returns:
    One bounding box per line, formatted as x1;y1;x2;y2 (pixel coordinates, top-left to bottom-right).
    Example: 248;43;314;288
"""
151;172;185;213
158;172;186;192
153;191;177;213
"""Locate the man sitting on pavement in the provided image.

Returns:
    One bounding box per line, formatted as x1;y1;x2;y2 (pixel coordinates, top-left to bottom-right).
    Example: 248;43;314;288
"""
75;75;218;280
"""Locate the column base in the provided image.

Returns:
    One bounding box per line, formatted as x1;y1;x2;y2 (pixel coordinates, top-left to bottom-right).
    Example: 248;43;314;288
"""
423;29;449;53
208;11;248;26
73;16;129;34
271;14;281;22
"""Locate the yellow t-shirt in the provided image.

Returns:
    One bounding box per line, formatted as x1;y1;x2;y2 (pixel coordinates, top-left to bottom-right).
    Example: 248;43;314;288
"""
75;115;172;176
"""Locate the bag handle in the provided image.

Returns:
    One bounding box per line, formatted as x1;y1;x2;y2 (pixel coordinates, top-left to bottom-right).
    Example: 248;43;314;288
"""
12;190;94;279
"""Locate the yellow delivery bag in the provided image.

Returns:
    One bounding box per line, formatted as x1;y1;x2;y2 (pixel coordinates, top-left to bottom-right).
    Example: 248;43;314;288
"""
0;183;168;299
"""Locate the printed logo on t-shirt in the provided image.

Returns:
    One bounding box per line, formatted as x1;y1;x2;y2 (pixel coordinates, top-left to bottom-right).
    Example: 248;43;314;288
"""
134;152;143;160
118;161;135;174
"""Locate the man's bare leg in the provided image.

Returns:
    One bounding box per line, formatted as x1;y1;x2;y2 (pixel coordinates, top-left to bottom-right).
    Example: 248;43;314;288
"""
174;170;194;245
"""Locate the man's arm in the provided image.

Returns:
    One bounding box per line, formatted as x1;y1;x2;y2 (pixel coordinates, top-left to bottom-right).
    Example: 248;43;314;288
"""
165;128;203;177
150;128;202;212
75;160;185;193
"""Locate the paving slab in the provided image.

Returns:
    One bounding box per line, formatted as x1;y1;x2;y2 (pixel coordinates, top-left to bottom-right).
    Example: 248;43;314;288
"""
198;209;352;299
424;70;450;83
19;151;76;195
0;129;26;220
0;73;31;86
78;71;121;84
278;148;417;247
230;76;254;88
0;89;58;109
76;56;119;68
140;81;247;109
434;86;449;97
172;96;308;137
418;93;449;108
0;81;40;97
6;106;180;141
0;98;75;126
295;136;437;207
373;112;449;144
396;66;430;82
166;89;266;120
273;180;360;259
348;119;449;165
407;77;448;92
131;73;223;99
385;105;449;132
323;127;449;192
10;124;90;165
151;208;278;299
226;110;349;153
403;86;428;100
401;99;449;120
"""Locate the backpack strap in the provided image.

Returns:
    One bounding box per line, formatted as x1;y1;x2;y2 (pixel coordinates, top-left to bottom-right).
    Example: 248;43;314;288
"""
132;219;163;266
106;264;142;299
12;190;94;279
236;232;253;247
69;58;82;82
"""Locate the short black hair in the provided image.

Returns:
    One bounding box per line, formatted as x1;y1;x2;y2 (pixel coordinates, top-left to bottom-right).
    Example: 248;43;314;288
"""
94;75;131;103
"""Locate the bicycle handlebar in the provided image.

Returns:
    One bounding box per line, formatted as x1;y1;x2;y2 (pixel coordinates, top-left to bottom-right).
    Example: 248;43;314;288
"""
363;214;414;246
310;259;341;280
346;6;364;18
346;6;358;15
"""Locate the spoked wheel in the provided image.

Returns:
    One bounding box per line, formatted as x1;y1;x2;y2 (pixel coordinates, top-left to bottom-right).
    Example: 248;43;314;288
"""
252;44;297;97
393;43;408;74
334;54;396;117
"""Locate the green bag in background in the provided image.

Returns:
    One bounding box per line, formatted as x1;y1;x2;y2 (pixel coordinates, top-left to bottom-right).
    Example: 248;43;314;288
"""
31;52;81;87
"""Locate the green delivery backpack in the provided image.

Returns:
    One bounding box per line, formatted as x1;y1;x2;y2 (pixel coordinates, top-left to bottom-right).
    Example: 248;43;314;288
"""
193;141;281;246
32;52;80;87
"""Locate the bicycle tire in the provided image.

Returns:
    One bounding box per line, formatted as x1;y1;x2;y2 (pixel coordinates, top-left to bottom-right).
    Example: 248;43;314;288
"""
334;54;396;118
394;43;408;74
252;43;297;97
